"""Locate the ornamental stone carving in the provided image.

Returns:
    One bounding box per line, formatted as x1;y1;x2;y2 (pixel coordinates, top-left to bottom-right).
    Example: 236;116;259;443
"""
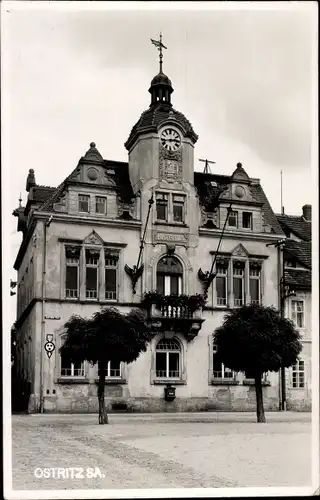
232;243;249;257
83;230;103;246
117;198;135;219
159;148;182;183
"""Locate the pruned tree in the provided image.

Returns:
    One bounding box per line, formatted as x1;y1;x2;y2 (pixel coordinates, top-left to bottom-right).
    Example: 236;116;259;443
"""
60;307;152;424
213;304;302;422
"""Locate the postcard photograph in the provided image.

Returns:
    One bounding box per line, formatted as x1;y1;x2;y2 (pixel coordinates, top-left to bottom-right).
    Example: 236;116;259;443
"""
2;1;318;498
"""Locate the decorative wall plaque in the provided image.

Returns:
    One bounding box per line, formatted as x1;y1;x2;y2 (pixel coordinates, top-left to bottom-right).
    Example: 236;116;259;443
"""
153;231;188;245
87;167;99;181
159;148;182;183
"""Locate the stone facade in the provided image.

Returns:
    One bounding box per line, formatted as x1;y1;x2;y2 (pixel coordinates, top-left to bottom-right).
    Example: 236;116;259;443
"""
12;62;311;414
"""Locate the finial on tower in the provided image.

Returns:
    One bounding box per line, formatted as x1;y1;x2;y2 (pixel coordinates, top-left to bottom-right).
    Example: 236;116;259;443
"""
151;33;167;73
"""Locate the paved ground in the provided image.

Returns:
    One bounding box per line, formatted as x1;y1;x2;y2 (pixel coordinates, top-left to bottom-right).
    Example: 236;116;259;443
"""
11;412;312;491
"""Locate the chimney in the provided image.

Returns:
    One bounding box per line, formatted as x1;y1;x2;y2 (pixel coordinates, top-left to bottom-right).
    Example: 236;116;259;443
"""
26;169;36;192
302;204;311;221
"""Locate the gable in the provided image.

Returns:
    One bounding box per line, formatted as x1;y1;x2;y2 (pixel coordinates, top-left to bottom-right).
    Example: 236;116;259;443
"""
231;243;249;258
83;230;104;246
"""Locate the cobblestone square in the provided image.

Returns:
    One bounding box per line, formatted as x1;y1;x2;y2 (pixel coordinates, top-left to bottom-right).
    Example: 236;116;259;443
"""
10;412;312;491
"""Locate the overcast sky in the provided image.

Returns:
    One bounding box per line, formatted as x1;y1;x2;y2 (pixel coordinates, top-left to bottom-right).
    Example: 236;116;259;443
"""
2;2;317;318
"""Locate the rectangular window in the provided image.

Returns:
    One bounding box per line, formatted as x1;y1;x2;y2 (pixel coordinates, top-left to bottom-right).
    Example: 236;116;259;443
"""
291;300;304;328
233;262;244;306
85;250;99;299
78;194;90;213
216;264;228;306
105;252;118;300
156;193;168;221
242;212;253;229
61;355;84;377
213;346;234;379
172;195;185;223
156;352;180;378
98;361;121;378
97;361;121;378
65;247;80;298
95;196;107;214
107;360;121;377
228;211;238;228
292;359;305;388
250;266;261;304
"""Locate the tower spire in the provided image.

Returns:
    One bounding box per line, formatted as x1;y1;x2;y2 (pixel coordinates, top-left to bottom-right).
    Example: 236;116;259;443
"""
159;32;163;73
151;33;167;73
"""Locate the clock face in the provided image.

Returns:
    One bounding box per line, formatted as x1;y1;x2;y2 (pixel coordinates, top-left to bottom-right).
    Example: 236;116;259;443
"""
160;128;182;152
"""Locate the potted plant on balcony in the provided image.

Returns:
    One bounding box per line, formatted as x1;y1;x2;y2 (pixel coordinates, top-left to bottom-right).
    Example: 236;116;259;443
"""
186;293;207;312
142;291;206;315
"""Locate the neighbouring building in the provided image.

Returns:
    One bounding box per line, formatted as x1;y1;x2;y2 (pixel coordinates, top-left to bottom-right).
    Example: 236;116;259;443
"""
276;206;312;411
13;49;308;414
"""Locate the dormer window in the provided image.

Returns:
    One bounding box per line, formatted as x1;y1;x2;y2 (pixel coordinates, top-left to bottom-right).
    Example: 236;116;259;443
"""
95;196;107;214
228;211;238;228
78;194;90;213
242;212;253;229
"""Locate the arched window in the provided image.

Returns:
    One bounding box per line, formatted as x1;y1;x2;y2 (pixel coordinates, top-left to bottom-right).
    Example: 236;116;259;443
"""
156;337;181;378
156;256;183;296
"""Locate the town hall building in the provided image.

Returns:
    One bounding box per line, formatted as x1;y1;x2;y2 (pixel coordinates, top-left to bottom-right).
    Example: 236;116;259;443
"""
12;42;311;413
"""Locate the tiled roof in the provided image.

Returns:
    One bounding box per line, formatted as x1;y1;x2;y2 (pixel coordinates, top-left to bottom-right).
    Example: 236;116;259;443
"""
284;240;311;269
194;172;284;235
29;186;56;203
40;180;66;212
284;268;311;289
276;214;311;241
104;160;134;202
125;102;198;150
250;183;283;234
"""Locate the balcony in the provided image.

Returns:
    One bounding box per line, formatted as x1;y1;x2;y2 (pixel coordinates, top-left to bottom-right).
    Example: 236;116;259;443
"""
142;292;205;341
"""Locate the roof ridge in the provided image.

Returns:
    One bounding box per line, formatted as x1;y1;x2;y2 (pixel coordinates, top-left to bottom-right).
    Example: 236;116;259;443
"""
34;185;56;190
276;213;305;219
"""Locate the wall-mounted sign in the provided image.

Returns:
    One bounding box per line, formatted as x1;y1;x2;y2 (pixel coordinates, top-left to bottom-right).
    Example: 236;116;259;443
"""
44;316;61;320
44;341;55;359
153;231;188;246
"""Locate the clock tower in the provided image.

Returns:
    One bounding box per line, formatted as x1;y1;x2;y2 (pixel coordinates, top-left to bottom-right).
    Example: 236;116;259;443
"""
124;37;198;195
124;36;200;296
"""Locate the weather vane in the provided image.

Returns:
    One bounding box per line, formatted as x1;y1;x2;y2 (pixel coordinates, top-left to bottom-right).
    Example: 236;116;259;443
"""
150;33;167;73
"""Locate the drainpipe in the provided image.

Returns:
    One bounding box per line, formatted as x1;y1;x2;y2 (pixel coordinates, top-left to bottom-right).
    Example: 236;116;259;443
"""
277;245;282;410
280;246;287;411
39;215;53;413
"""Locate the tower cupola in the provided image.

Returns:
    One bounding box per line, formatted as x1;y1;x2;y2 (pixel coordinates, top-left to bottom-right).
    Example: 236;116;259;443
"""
149;34;173;106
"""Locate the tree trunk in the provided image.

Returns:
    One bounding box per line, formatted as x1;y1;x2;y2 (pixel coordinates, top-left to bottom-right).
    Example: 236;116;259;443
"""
254;372;266;423
97;361;108;424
